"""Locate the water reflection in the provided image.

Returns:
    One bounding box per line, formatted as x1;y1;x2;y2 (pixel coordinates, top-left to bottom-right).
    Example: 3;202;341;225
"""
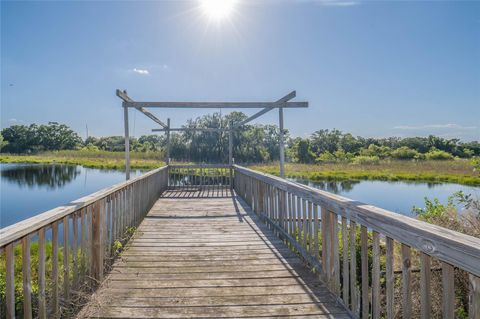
290;178;361;194
1;164;81;189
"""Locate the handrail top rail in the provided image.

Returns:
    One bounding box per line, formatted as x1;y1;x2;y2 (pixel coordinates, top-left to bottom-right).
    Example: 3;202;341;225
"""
0;165;168;247
169;164;231;169
233;165;480;277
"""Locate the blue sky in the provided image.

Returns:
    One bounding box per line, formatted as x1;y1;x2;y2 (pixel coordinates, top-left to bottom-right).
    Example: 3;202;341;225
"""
1;0;479;140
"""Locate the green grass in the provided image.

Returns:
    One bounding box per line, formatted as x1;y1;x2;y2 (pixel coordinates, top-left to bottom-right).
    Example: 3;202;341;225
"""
1;152;479;185
0;150;165;170
251;160;480;186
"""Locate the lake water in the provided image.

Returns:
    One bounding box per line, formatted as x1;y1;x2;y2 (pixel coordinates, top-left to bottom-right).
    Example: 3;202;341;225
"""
1;163;479;228
289;178;479;217
0;163;145;228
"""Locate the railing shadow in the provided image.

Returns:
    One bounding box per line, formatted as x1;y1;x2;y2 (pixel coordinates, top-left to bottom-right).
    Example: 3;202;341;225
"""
232;194;348;315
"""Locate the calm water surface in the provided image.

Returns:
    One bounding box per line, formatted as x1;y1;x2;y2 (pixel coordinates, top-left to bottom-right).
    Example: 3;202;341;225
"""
289;178;479;216
0;163;146;227
1;163;479;228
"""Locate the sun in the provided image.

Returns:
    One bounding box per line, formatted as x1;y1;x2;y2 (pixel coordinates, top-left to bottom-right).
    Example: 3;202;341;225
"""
199;0;238;21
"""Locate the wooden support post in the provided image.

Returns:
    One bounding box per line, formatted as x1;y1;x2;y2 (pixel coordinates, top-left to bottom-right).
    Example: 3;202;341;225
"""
123;102;130;180
279;106;285;178
166;118;171;165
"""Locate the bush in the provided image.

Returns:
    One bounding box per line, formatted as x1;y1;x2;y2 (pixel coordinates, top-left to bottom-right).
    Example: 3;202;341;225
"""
360;144;392;159
425;148;455;160
391;146;419;160
351;155;380;165
315;151;337;163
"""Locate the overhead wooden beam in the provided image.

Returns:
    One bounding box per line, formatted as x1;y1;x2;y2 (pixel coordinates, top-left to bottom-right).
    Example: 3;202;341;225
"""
127;101;308;109
232;91;297;129
116;89;168;129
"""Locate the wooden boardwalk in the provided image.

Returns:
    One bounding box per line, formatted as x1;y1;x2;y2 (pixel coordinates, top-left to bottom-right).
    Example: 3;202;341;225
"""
79;189;350;318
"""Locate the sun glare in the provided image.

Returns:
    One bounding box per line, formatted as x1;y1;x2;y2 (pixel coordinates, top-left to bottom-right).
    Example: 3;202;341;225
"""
199;0;237;21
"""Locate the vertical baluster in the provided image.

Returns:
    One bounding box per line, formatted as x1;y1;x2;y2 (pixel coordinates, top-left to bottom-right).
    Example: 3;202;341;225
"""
302;199;307;250
386;237;394;319
361;226;369;318
52;221;59;318
469;274;480;319
331;211;340;295
314;204;320;261
6;243;15;319
72;213;78;289
372;231;380;319
322;207;331;284
63;216;70;302
350;221;359;316
341;217;349;307
38;228;46;319
420;252;431;319
308;202;313;255
402;244;412;319
442;262;455;319
296;196;303;246
22;235;32;319
80;208;86;278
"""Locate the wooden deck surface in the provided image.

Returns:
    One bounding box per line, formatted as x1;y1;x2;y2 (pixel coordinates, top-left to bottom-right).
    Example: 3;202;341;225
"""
79;189;350;318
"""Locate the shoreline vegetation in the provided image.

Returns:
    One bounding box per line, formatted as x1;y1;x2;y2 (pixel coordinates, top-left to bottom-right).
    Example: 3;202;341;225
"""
1;151;479;186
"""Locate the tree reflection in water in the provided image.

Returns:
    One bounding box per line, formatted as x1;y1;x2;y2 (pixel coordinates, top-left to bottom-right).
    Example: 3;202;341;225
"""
290;178;361;194
1;164;80;189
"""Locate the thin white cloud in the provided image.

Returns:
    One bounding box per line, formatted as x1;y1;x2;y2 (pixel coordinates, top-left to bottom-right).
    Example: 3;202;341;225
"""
393;124;477;130
132;68;150;75
295;0;359;6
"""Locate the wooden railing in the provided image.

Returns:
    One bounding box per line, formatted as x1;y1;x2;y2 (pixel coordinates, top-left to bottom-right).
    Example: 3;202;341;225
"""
233;165;480;319
168;164;232;190
0;166;168;318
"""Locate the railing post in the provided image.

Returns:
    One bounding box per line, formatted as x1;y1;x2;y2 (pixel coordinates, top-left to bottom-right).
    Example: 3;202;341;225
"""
91;199;105;282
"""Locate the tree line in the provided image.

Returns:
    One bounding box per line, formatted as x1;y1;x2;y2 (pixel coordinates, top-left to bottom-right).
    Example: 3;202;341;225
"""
1;115;479;164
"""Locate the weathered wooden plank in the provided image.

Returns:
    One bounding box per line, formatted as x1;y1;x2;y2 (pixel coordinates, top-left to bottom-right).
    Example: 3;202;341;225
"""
361;225;369;318
402;244;412;319
5;243;15;319
442;262;455;319
372;231;380;319
420;252;431;319
52;221;59;318
63;216;70;301
386;237;394;319
38;228;47;319
22;235;32;319
341;217;349;307
79;190;349;318
469;274;480;319
350;221;359;316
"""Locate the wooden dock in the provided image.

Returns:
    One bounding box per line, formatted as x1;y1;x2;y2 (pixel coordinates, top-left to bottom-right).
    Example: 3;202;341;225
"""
79;189;350;318
2;164;479;319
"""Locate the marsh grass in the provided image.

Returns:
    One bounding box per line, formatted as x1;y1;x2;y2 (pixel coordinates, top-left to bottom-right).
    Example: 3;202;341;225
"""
251;160;480;186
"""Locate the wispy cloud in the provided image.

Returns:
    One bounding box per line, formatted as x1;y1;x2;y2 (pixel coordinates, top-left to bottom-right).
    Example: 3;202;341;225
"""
295;0;359;7
393;124;477;130
132;68;150;75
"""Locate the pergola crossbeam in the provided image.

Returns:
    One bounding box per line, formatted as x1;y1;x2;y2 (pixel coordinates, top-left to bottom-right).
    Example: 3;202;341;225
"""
126;101;307;109
116;89;168;129
232;91;296;129
116;89;308;180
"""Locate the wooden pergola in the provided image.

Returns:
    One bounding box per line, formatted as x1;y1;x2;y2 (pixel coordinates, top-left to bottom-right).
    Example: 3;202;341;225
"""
116;89;308;179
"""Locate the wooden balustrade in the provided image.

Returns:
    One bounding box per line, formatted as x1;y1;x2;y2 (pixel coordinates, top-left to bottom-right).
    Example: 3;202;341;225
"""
168;164;232;190
0;166;168;318
233;165;480;319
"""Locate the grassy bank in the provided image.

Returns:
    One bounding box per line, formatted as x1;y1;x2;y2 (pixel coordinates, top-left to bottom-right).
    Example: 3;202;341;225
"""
251;160;480;186
0;150;165;170
1;152;479;186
